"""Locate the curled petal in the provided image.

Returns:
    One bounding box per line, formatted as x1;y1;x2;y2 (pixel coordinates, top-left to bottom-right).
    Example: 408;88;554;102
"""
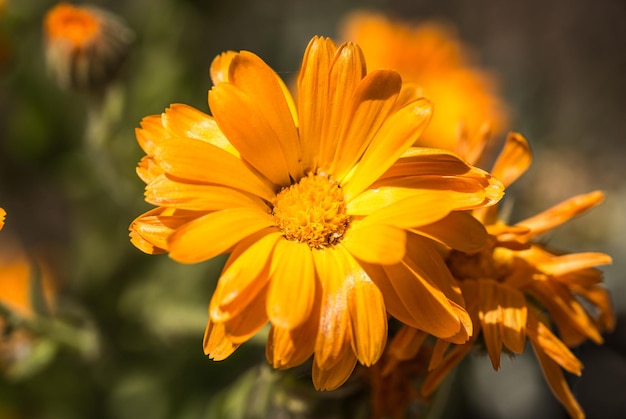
203;320;240;361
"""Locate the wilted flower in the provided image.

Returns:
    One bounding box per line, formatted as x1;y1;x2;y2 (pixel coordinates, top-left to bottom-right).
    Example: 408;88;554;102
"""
130;36;504;389
386;132;613;419
43;2;133;90
340;11;509;151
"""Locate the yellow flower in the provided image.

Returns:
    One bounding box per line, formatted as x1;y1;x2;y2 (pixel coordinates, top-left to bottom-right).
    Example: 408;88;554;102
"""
43;2;133;90
130;36;503;390
339;11;509;151
386;132;613;418
0;208;5;230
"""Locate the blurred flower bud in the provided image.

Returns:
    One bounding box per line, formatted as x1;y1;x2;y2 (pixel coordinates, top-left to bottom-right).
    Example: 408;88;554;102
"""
43;2;134;91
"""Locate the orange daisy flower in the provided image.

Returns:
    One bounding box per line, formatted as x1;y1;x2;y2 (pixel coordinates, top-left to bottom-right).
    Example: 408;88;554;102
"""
386;132;613;418
129;36;504;390
339;11;509;151
0;207;5;230
43;2;133;90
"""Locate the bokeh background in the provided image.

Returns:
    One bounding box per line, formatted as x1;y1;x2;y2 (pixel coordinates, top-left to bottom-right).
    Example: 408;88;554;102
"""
1;0;624;418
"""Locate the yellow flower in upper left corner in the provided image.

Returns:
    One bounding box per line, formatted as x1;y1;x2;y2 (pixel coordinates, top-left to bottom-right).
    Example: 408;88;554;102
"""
130;36;504;390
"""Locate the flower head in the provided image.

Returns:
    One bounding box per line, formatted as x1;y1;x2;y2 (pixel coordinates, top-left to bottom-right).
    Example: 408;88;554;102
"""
0;208;5;230
339;11;509;151
130;36;503;390
386;131;613;418
43;2;133;90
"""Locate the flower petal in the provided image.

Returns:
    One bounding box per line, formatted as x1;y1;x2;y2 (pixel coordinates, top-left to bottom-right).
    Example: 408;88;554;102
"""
382;260;464;339
412;211;488;253
267;240;315;330
332;70;402;180
341;221;406;265
129;207;198;254
312;345;358;391
298;36;337;171
530;341;585;419
312;247;351;368
536;252;612;277
266;290;320;369
490;132;531;188
146;174;268;212
203;319;240;361
515;191;605;240
210;51;236;84
526;310;582;375
317;42;367;170
162;104;239;156
210;230;281;322
209;83;293;186
153;136;276;201
353;190;483;229
168;207;275;263
387;326;428;362
339;249;388;366
222;282;269;344
226;51;302;180
342;98;433;201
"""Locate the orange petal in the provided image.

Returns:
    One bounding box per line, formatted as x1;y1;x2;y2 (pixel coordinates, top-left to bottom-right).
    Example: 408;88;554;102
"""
339;250;388;366
528;280;603;344
515;191;605;240
382;259;464;339
222;282;269;344
529;339;585;419
203;319;240;361
145;174;268;212
312;344;358;391
350;189;482;229
342;98;433;201
490;132;532;188
332;70;402;180
477;280;504;369
526;311;582;375
129;207;198;253
537;252;612;277
312;247;351;368
387;326;428;362
209;83;293;186
168;207;275;263
267;240;315;330
136;115;167;155
297;36;337;171
153;136;276;201
209;230;281;322
227;51;302;180
317;42;366;170
266;289;320;369
137;156;164;184
210;51;236;84
412;211;488;253
162;104;239;156
341;221;406;265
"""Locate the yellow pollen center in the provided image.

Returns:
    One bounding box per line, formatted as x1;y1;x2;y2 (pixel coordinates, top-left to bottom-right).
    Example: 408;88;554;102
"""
272;172;350;249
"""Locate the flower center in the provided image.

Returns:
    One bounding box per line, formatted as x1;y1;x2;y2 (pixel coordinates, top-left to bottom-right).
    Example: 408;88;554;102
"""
272;172;350;249
447;244;514;282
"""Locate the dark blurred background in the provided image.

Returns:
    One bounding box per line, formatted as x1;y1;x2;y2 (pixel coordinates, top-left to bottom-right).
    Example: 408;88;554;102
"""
0;0;624;418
